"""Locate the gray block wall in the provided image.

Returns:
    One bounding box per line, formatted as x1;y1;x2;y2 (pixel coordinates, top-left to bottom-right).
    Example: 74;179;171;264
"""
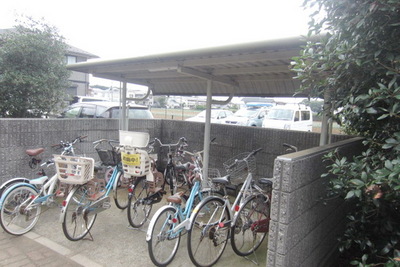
0;118;350;183
267;137;364;266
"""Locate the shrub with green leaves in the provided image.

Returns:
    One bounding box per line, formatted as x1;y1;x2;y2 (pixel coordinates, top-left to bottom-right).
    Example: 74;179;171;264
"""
292;0;400;265
0;17;69;118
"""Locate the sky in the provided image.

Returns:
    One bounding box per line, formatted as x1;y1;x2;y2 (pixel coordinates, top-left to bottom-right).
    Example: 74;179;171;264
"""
1;0;312;89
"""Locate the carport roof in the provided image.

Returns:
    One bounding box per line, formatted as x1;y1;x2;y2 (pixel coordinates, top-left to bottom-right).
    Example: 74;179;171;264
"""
67;35;313;97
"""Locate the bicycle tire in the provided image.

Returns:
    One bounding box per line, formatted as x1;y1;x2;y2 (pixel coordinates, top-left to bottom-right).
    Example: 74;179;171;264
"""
62;184;97;241
188;196;230;267
0;178;31;199
231;194;269;256
113;171;129;210
186;187;224;211
127;176;151;228
147;206;181;266
0;184;41;235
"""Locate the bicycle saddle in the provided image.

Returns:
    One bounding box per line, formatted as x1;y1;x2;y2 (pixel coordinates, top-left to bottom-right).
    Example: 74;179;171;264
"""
211;175;231;185
259;178;273;187
26;148;45;156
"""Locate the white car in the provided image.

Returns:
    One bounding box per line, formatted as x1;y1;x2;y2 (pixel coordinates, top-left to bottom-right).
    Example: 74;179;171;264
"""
262;104;313;131
185;109;233;123
223;108;267;127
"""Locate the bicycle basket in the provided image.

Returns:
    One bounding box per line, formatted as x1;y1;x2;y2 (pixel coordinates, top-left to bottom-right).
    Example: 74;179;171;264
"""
54;155;94;185
223;152;256;181
97;149;121;166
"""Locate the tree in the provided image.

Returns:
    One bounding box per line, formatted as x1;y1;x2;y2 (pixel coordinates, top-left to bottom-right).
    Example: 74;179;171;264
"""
292;0;400;265
0;17;70;118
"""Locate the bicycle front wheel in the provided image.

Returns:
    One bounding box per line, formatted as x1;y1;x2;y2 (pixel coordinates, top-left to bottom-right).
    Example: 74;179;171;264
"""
62;184;97;241
188;196;230;267
231;194;269;256
113;171;129;210
127;176;151;228
0;184;41;235
147;206;181;266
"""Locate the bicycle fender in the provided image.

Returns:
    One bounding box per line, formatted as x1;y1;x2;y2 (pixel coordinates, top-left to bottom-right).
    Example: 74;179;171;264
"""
111;170;122;200
59;185;79;223
187;195;223;228
0;178;31;191
0;182;38;208
146;205;177;242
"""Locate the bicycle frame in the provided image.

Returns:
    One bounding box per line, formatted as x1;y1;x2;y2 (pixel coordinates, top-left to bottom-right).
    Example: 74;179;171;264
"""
188;157;261;237
0;174;58;210
146;179;202;241
60;163;123;221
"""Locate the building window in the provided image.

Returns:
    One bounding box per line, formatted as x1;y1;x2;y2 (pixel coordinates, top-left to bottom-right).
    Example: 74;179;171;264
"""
66;56;77;64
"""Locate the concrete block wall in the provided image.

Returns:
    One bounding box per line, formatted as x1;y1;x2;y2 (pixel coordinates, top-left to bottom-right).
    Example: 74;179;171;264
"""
267;137;364;266
0;116;351;189
160;120;350;179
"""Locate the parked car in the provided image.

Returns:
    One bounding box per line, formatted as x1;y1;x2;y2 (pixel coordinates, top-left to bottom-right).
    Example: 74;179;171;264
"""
262;104;313;131
69;96;109;105
185;109;233;123
223;107;267;127
59;102;154;119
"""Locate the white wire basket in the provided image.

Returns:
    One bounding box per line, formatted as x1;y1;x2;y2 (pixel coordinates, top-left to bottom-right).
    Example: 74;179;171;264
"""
54;155;94;185
223;152;256;182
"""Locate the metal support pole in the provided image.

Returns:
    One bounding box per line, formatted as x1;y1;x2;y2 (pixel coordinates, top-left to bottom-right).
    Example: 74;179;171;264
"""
121;82;128;131
320;89;332;146
202;80;212;187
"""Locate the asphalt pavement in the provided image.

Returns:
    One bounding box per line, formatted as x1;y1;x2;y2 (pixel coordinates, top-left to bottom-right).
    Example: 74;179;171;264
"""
0;197;267;267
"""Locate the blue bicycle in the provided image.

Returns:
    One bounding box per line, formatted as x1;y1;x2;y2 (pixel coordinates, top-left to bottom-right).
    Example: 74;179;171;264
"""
146;146;222;266
59;138;131;241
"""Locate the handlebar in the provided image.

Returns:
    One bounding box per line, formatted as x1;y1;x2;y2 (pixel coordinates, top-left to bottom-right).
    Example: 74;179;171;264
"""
283;143;298;152
51;135;88;149
150;137;187;148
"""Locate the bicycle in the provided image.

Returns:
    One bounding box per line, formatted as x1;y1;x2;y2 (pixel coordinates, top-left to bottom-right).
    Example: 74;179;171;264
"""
128;137;191;228
59;131;150;241
187;148;265;267
146;146;223;266
231;143;298;258
156;137;190;195
0;136;87;199
0;136;87;236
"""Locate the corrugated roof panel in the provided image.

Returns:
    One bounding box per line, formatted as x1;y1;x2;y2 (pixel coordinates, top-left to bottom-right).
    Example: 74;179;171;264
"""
68;36;318;97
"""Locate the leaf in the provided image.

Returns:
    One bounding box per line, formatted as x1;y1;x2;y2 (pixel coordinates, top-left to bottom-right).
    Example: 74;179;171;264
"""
350;179;365;186
345;190;355;199
377;114;389;120
366;107;377;114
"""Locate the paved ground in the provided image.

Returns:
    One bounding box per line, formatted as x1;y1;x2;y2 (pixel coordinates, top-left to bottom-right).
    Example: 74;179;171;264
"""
0;197;267;267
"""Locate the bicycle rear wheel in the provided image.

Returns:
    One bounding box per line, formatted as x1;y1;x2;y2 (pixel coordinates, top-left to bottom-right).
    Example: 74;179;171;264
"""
0;178;31;199
0;184;41;235
127;176;151;228
62;184;97;241
147;206;181;266
188;196;230;267
113;171;129;209
231;194;269;256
